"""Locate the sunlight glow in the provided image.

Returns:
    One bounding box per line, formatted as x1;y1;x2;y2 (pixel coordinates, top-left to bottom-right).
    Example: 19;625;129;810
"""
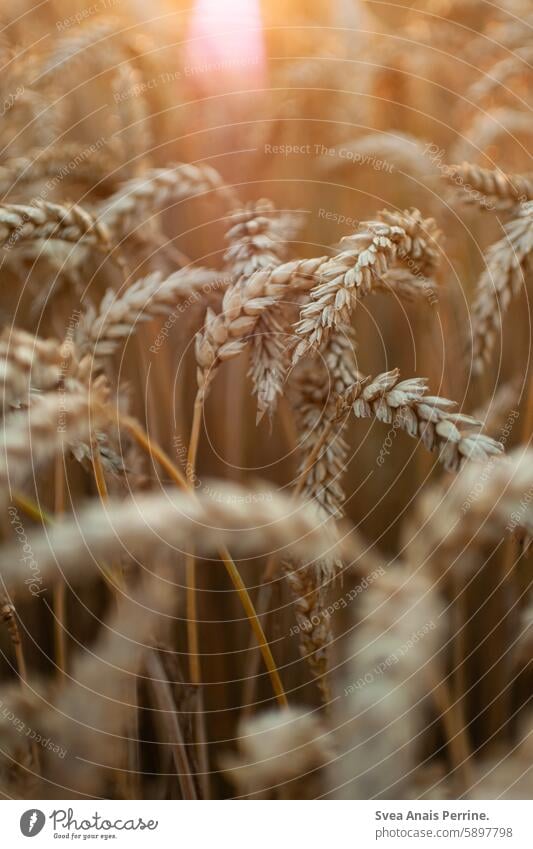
186;0;266;88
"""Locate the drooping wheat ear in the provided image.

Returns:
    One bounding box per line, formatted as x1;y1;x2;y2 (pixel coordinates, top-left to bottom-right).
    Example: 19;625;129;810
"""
194;257;327;401
466;45;533;105
327;570;444;799
249;307;293;423
292;208;440;362
0;143;119;195
223;707;333;799
0;385;110;502
0;200;111;251
337;368;503;472
224;199;303;420
0;483;353;592
34;17;122;81
75;267;225;365
0;328;65;412
451;108;532;163
404;448;533;578
224;199;301;278
283;329;362;701
320;132;440;182
293;328;361;518
98;162;239;237
470;202;533;374
446;163;533;209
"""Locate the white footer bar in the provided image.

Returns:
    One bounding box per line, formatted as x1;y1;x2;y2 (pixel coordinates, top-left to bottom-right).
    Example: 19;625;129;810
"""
3;800;531;847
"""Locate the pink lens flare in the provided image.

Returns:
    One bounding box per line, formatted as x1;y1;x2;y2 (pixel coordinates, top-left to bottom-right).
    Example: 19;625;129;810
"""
186;0;266;90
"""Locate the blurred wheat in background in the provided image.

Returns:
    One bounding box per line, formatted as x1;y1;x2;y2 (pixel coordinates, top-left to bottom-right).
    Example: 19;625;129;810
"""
0;0;532;800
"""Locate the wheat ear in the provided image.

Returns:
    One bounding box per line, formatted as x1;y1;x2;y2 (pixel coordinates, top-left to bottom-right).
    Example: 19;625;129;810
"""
327;571;445;799
0;200;110;250
75;267;226;365
292;209;440;362
224;199;302;421
0;328;65;412
0;386;109;502
446;163;533;209
470;202;533;373
337;368;503;472
98;162;239;237
223;707;333;798
0;483;352;593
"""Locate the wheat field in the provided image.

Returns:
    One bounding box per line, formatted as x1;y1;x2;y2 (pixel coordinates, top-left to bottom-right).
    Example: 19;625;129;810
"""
0;0;531;801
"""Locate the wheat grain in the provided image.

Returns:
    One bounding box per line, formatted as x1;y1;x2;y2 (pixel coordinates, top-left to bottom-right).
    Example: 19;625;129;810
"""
194;257;327;401
224;199;300;278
